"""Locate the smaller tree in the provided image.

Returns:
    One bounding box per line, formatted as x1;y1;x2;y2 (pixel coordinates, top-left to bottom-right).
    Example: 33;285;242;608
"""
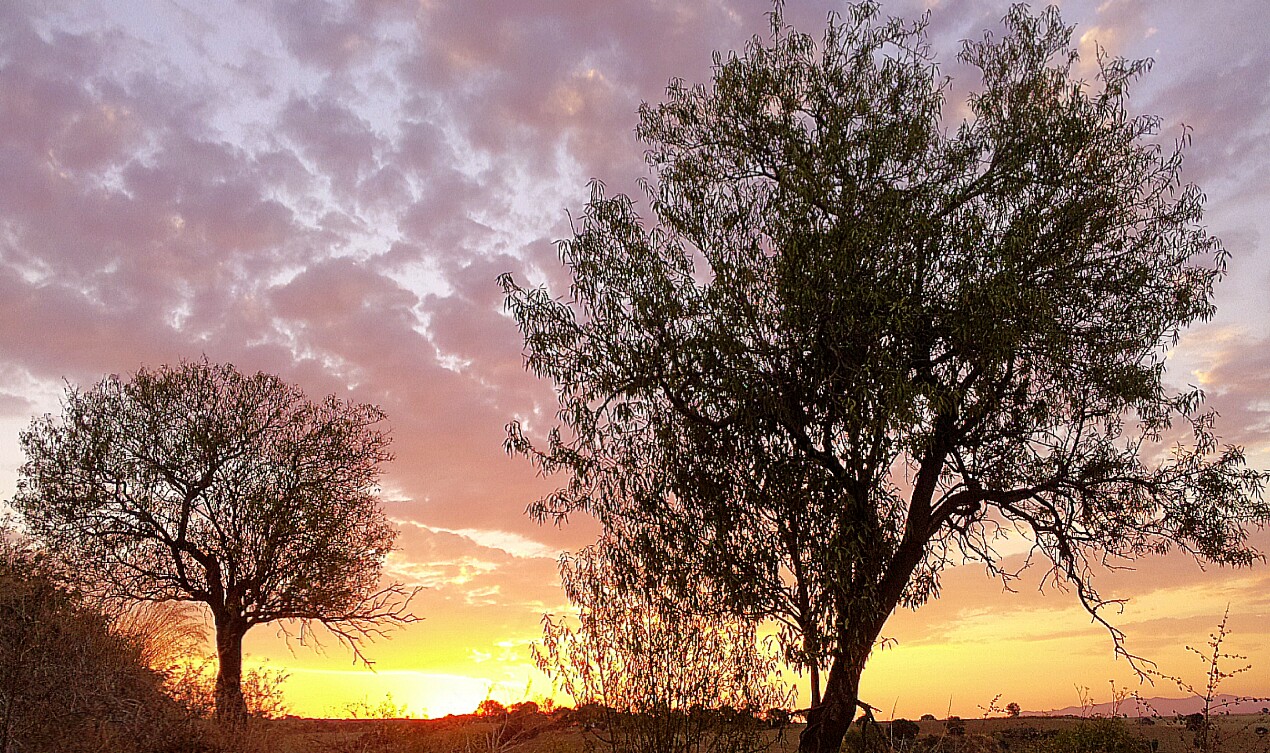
535;540;793;753
13;359;417;722
1006;702;1022;719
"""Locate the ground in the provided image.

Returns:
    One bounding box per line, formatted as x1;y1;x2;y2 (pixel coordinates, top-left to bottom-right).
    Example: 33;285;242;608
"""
235;710;1270;753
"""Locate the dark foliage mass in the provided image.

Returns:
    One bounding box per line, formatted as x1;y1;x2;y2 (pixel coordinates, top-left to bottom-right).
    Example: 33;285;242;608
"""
12;359;416;722
0;529;187;753
503;3;1270;752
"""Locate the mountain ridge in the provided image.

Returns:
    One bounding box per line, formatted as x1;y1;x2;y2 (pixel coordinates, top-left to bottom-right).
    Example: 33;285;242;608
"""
1030;694;1269;718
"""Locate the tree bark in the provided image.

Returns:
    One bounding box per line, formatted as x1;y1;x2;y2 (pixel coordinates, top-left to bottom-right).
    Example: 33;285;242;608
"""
798;652;863;753
213;615;248;724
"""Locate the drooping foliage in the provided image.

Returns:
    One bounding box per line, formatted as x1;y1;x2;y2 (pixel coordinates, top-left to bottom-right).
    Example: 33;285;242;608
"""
536;541;793;753
503;4;1268;752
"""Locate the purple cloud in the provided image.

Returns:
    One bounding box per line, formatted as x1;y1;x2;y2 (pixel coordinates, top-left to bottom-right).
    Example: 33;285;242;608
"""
3;0;1270;715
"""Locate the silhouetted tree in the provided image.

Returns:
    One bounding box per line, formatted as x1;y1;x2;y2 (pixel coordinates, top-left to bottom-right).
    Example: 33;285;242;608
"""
13;359;416;723
502;4;1269;752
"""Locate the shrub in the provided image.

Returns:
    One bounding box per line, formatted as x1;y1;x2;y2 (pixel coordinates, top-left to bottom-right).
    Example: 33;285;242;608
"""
838;726;891;753
164;656;291;720
946;716;966;737
890;719;920;749
1047;717;1149;753
0;529;195;752
535;543;793;753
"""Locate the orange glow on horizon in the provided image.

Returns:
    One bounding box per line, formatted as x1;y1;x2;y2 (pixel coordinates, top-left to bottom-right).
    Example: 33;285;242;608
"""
238;529;1270;721
261;665;551;716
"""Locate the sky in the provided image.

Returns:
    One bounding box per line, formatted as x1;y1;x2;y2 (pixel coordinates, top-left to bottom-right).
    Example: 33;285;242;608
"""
2;0;1270;720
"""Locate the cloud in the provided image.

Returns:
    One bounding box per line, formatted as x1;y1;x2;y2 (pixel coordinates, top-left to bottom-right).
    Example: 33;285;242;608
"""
268;0;416;72
280;95;385;198
1168;326;1270;462
4;0;1270;713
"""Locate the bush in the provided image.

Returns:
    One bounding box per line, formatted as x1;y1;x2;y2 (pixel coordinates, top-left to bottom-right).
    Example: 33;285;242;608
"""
1047;717;1150;753
946;716;966;737
163;656;291;720
838;726;891;753
0;530;196;752
535;543;793;753
890;719;920;749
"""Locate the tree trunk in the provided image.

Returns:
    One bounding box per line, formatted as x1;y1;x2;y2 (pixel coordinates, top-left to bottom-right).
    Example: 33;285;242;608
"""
798;650;865;753
0;691;15;753
213;615;248;724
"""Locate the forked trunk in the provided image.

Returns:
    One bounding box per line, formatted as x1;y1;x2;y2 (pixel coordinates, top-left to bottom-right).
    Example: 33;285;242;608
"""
213;615;248;724
798;653;863;753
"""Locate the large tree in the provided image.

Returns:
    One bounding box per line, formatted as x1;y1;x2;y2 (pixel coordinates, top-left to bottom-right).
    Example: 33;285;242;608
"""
13;359;415;722
501;5;1270;752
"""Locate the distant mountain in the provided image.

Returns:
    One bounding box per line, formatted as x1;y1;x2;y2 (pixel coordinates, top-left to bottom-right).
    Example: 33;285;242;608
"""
1032;695;1270;718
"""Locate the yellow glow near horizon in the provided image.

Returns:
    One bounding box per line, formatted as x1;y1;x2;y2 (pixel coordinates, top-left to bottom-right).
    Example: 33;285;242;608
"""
242;548;1270;721
263;662;560;719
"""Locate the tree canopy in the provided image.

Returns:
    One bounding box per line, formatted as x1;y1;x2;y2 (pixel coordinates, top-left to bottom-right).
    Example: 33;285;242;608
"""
13;359;415;722
502;4;1269;752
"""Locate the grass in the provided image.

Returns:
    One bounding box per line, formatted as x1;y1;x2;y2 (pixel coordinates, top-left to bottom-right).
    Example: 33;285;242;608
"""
230;711;1270;753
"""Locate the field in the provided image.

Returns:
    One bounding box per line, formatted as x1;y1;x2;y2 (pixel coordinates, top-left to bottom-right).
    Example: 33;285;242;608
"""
234;712;1270;753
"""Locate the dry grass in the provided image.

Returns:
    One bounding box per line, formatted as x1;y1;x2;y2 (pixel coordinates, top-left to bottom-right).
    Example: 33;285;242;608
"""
243;712;1270;753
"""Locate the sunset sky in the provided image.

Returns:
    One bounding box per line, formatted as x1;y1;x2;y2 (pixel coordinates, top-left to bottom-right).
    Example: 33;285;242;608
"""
3;0;1269;720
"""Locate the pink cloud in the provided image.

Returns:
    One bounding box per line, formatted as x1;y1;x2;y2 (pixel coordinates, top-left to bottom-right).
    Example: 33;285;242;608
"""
281;95;385;196
3;0;1270;709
